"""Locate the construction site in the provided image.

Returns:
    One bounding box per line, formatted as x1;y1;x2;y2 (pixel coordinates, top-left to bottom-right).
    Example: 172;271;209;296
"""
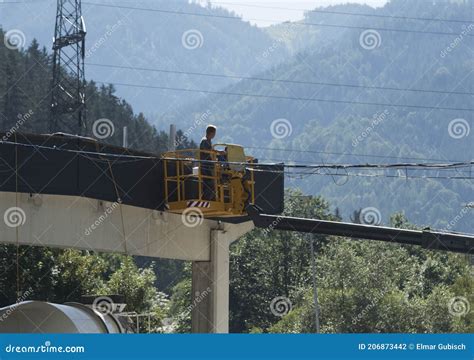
0;0;472;352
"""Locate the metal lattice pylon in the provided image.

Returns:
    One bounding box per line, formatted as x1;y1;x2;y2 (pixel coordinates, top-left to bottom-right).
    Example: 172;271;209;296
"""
50;0;86;134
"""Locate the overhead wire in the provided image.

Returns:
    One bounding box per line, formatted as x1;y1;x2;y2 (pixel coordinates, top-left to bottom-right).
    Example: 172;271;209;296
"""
0;139;471;182
95;81;474;112
209;1;473;24
243;146;467;163
82;2;474;37
87;63;474;97
253;168;474;180
2;1;472;178
1;138;472;170
6;0;471;27
7;0;470;25
259;157;474;176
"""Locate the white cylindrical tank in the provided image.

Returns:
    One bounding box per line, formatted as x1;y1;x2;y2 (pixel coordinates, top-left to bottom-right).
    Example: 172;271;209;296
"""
0;301;124;333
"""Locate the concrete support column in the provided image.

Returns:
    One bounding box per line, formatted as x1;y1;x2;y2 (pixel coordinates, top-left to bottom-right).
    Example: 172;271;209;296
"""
191;229;230;333
210;229;230;333
191;261;212;333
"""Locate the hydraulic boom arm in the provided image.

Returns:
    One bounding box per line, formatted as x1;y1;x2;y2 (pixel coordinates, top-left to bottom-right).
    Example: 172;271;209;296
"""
247;205;474;254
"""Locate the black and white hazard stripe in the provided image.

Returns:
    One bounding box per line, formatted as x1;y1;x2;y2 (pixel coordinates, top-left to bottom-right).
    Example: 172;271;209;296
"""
187;201;211;208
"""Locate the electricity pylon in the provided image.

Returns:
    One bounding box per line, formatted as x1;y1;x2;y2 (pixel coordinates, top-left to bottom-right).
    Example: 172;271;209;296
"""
50;0;86;134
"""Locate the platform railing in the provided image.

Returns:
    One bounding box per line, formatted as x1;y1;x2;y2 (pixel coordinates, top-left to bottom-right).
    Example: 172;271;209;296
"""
163;149;221;204
162;148;256;216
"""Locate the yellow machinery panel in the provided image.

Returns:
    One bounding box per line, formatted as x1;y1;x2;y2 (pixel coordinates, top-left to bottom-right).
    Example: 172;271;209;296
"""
162;144;255;217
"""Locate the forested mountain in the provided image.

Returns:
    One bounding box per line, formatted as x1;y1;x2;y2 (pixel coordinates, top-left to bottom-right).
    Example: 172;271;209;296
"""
170;0;474;232
0;0;288;118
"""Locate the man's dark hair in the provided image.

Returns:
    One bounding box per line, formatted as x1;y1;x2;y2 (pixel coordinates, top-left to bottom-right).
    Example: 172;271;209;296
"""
206;125;217;135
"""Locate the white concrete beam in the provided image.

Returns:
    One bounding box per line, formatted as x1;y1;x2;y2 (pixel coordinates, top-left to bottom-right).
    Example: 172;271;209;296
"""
0;192;253;261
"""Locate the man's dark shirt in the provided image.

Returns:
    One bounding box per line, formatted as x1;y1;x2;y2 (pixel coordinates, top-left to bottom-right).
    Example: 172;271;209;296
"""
199;137;214;199
199;137;212;161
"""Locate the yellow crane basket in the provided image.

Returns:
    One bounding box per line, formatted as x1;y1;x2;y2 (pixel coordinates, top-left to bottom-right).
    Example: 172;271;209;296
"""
162;144;255;217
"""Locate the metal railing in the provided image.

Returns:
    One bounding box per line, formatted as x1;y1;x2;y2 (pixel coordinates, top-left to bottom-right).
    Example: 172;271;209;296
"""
163;149;220;203
162;148;255;214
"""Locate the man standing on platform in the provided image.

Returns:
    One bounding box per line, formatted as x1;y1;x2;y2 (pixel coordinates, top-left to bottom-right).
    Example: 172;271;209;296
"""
199;125;217;200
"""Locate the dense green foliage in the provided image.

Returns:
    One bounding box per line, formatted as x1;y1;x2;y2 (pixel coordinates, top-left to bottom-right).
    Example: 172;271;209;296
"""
169;190;473;333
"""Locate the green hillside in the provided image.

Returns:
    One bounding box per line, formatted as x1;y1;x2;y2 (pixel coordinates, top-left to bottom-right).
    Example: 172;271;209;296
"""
171;0;474;231
0;0;288;118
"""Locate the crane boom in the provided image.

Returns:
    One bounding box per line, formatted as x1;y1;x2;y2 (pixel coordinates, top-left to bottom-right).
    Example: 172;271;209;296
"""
247;205;474;254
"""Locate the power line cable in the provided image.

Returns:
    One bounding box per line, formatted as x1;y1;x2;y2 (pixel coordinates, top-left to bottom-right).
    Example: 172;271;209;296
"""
82;2;474;37
287;171;474;180
88;63;474;96
1;139;472;181
3;0;472;26
95;80;474;112
0;1;46;3
160;154;474;170
261;158;474;175
210;1;474;24
2;138;472;170
244;146;467;163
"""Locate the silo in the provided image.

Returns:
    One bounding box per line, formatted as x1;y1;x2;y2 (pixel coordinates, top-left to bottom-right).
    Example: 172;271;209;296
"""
0;301;124;333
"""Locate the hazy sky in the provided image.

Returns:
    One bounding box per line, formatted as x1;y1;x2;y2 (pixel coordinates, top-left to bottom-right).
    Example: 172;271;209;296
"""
207;0;389;26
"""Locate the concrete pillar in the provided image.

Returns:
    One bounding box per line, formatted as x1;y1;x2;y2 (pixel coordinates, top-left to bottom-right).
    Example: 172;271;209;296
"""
210;229;230;333
191;229;230;333
191;261;212;333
